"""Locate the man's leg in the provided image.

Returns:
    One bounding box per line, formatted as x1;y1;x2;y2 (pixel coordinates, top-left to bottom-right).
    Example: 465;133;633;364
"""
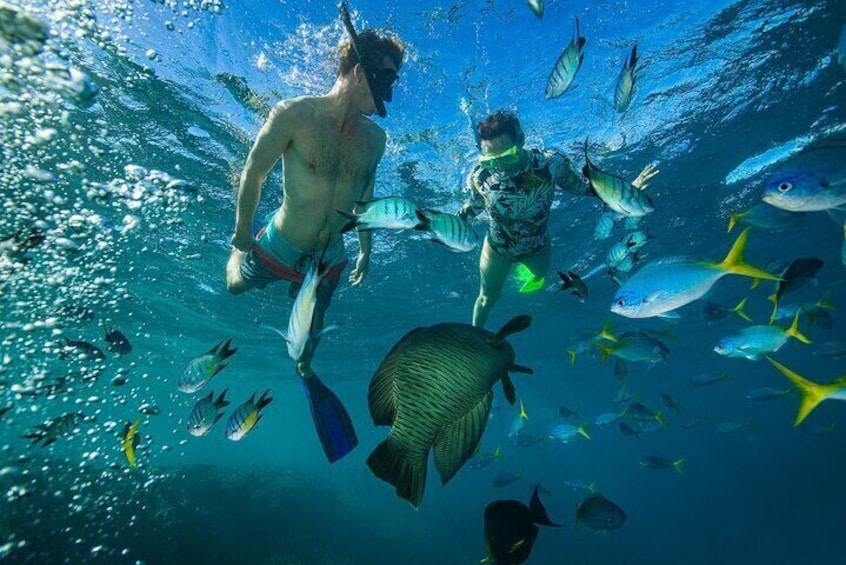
472;237;513;328
225;248;251;294
519;243;552;283
296;272;341;378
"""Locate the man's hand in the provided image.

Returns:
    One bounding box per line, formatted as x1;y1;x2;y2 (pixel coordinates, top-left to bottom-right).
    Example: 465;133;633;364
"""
349;253;370;286
231;230;256;253
632;162;660;190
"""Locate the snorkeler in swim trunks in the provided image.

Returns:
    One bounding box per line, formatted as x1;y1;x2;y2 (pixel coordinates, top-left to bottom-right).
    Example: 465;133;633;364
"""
224;7;405;462
459;110;657;328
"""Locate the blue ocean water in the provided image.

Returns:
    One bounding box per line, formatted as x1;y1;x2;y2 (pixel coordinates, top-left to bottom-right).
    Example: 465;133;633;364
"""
1;0;845;563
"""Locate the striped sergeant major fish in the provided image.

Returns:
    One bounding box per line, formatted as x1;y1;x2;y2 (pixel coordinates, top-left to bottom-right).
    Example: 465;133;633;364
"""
583;139;654;218
613;43;638;113
261;243;358;463
415;209;480;252
225;390;273;441
188;390;230;437
337;196;422;233
178;339;237;393
545;16;586;99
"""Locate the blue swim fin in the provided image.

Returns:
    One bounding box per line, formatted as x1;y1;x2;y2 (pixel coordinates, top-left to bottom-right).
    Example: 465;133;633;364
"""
301;374;358;462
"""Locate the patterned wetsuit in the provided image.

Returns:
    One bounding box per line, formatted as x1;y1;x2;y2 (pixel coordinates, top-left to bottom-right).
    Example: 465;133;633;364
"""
458;147;590;261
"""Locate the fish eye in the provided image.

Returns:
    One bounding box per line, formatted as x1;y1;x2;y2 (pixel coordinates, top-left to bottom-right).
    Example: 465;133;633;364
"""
778;182;792;192
616;299;625;307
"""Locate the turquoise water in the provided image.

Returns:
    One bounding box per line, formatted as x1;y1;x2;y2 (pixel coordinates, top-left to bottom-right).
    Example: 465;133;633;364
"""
1;0;845;563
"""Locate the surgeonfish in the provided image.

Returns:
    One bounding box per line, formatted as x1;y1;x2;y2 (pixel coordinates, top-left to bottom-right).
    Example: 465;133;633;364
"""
225;390;273;441
576;494;627;531
188;390;230;437
713;312;811;360
178;339;237;393
337;196;421;233
482;484;561;565
545;16;586;99
261;246;358;463
584;140;655;217
764;356;846;426
122;419;141;468
611;228;778;319
367;315;532;509
613;43;638;113
415;209;480;252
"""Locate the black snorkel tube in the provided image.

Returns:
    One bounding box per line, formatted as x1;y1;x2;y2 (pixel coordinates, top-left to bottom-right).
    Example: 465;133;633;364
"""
339;1;388;118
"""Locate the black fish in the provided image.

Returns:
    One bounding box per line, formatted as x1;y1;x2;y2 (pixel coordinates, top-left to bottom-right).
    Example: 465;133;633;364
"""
61;338;105;362
558;270;588;302
0;405;11;419
22;412;86;447
104;326;132;355
576;494;627;531
769;257;823;322
484;484;561;564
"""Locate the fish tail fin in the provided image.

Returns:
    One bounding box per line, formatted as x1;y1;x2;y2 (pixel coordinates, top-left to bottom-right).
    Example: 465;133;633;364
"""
727;210;744;233
596;318;617;343
367;437;426;509
336;209;359;233
785;312;812;345
673;458;685;475
255;389;273;411
577;425;591;440
714;228;780;280
750;277;762;290
733;297;752;322
493;445;502;459
217;338;237;362
259;323;290;343
215;389;230;409
566;349;577;366
654;411;665;427
816;291;836;312
765;356;834;426
530;483;562;527
301;374;358;463
519;400;529;420
594;342;613;363
587;481;597;493
414;209;431;231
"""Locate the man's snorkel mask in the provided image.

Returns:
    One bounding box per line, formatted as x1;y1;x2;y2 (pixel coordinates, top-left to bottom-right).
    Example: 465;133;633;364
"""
339;2;397;118
477;128;527;175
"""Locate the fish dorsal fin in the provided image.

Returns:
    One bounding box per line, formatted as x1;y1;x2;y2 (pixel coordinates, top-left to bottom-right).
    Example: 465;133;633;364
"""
433;392;492;485
530;483;562;527
493;315;532;344
368;359;400;427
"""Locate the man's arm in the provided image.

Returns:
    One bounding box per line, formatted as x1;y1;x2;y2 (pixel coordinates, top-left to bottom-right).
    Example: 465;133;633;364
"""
231;101;294;251
550;151;591;197
348;129;386;286
457;166;486;220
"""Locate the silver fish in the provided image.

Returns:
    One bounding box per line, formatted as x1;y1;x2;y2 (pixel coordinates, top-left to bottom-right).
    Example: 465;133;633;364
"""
337;196;421;233
188;390;230;437
415;209;479;252
367;315;532;509
545;17;586;99
178;339;237;394
225;390;272;441
613;43;638;113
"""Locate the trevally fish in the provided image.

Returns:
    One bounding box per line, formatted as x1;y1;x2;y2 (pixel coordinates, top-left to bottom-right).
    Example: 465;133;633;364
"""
337;196;421;233
611;228;778;319
545;16;586;99
548;423;591;442
627;403;663;426
715;420;753;435
702;297;751;322
122;419;141;468
415;209;479;252
493;471;525;488
595;411;626;428
178;339;237;393
690;371;730;387
470;446;502;470
261;248;357;463
762;169;846;212
527;0;543;18
746;387;791;401
367;315;532;508
514;433;546;448
584;140;654;217
595;330;670;365
714;312;810;360
613;43;638;113
508;400;529;437
188;390;230;437
727;203;805;233
660;394;682;416
639;455;684;474
618;421;640;439
482;484;561;565
576;494;627;531
764;356;846;426
225;390;273;441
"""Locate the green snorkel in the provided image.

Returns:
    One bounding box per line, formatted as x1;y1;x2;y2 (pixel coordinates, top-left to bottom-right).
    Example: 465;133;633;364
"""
339;1;388;118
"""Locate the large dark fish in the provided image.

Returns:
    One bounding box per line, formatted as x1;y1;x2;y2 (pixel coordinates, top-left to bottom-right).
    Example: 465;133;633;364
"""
367;315;533;509
483;484;561;564
558;270;588;302
769;257;823;322
104;326;132;355
576;494;627;531
613;43;638;113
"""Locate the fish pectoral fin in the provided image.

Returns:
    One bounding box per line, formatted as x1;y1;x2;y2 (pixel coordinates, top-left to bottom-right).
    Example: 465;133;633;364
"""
368;364;399;426
657;311;681;320
433;392;492;485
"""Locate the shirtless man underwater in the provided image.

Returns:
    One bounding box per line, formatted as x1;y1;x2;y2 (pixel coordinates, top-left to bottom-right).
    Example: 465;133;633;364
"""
225;12;404;462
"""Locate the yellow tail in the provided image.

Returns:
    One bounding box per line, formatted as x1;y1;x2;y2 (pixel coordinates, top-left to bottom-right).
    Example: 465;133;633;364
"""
594;342;614;363
673;458;685;475
815;292;835;312
727;210;747;233
784;312;811;345
714;228;780;281
733;297;752;322
123;419;141;468
566;349;577;366
596;318;617;343
578;425;591;440
519;400;529;420
765;356;836;426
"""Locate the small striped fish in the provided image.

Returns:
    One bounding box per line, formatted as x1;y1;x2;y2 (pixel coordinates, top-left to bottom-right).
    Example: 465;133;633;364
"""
188;389;230;437
337;196;421;233
613;43;638;113
606;230;652;273
225;390;273;441
415;209;479;252
178;339;237;393
583;140;654;217
367;315;533;509
545;16;586;99
594;210;618;240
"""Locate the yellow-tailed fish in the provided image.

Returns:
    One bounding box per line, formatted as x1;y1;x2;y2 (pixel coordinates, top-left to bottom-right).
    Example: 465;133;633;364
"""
765;356;846;426
714;311;810;361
